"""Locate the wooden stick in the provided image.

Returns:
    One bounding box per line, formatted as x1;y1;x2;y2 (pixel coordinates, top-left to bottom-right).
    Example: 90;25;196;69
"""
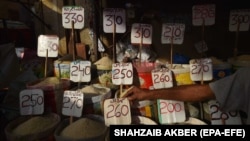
113;16;116;63
120;86;134;98
44;49;48;78
170;37;173;69
234;22;240;59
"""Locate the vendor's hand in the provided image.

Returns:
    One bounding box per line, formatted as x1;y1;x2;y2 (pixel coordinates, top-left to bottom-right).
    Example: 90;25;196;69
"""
122;86;149;101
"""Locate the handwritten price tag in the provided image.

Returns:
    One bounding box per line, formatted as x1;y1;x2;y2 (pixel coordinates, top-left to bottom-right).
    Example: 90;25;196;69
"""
112;62;133;85
189;58;213;81
157;99;186;124
103;98;131;126
192;4;216;26
229;9;250;31
70;60;91;82
15;47;24;59
152;67;173;89
161;23;185;44
62;6;84;29
62;90;84;117
37;35;59;57
103;8;126;33
131;23;152;45
19;89;44;115
194;40;208;53
208;100;242;125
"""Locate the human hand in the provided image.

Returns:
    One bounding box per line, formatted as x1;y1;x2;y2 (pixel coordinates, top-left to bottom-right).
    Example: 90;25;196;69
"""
122;86;150;101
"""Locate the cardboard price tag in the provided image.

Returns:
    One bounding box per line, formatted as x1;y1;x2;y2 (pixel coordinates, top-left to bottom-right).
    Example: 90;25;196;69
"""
151;67;173;89
131;23;152;45
37;35;59;57
103;8;126;33
189;58;213;81
192;4;216;26
208;100;242;125
103;98;131;126
229;9;250;32
19;89;44;115
70;60;91;82
157;99;186;124
62;90;84;117
194;41;208;53
112;62;133;85
161;23;185;44
62;6;84;29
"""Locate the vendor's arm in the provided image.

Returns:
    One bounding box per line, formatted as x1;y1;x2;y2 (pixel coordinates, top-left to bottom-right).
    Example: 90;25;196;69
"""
123;84;216;102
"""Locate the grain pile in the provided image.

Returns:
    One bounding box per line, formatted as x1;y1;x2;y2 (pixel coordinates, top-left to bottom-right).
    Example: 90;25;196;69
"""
94;55;113;70
60;118;107;139
31;77;61;87
80;84;109;95
12;116;57;136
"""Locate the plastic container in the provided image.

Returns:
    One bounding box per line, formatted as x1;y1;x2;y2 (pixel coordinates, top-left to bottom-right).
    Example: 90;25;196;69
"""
212;62;232;80
133;61;156;89
54;60;71;79
54;114;108;141
170;64;194;86
5;113;60;141
26;77;71;115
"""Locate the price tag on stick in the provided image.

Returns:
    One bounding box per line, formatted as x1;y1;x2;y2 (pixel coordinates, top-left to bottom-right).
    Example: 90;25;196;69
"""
19;89;44;115
161;23;185;44
208;100;242;125
62;6;84;29
229;9;250;32
112;62;133;85
157;99;186;124
189;58;213;81
103;8;126;33
192;4;216;26
37;35;59;57
131;23;152;45
103;98;131;126
152;67;173;89
62;90;84;117
70;60;91;82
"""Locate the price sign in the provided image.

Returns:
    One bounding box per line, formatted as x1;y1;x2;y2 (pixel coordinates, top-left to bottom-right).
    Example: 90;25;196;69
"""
189;58;213;81
104;98;131;126
70;60;91;82
37;35;59;57
112;62;133;85
194;40;208;53
103;8;126;33
131;23;152;45
161;23;185;44
157;99;186;124
229;9;250;31
19;89;44;115
62;6;84;29
15;47;24;59
192;4;216;26
151;67;173;89
208;100;242;125
62;90;84;117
